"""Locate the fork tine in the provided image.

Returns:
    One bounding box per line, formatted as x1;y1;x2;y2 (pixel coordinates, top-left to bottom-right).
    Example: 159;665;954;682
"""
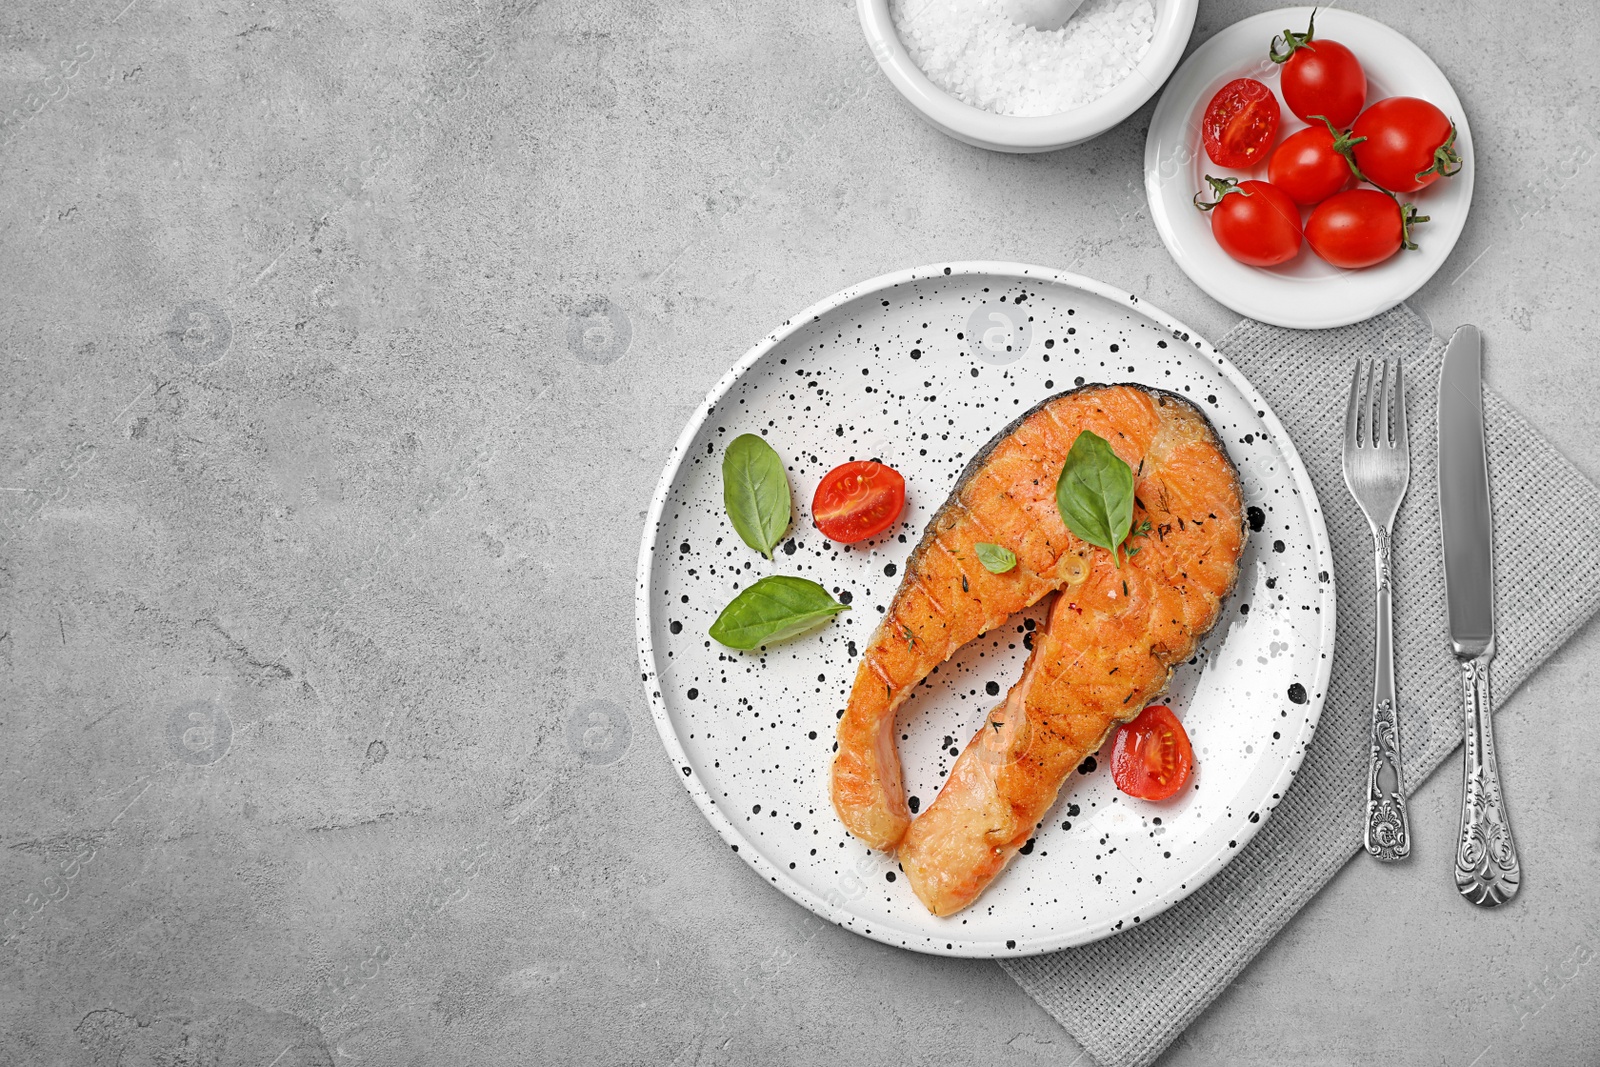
1377;358;1391;448
1393;359;1408;449
1364;358;1378;449
1344;361;1363;451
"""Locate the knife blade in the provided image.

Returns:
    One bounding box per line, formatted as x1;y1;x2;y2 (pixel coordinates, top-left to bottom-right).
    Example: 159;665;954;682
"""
1437;323;1520;907
1438;324;1495;658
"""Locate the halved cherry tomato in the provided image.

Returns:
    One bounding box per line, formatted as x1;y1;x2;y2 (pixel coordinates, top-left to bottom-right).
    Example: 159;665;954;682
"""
1110;705;1194;801
1350;96;1462;194
1270;12;1366;127
1201;78;1280;169
812;460;906;544
1194;177;1303;267
1305;188;1427;269
1268;121;1357;206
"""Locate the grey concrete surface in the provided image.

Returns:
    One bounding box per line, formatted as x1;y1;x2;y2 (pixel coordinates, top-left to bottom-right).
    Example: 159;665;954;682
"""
3;1;1598;1064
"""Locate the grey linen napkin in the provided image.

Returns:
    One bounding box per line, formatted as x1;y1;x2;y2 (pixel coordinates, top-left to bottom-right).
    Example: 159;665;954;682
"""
1000;304;1600;1067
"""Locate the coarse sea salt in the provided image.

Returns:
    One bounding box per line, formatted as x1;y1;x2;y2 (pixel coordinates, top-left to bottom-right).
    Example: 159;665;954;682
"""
891;0;1156;117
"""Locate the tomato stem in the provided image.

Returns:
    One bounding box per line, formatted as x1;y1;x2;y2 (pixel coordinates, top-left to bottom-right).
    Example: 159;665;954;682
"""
1269;7;1318;63
1398;201;1430;251
1415;122;1464;182
1192;174;1248;212
1310;114;1370;184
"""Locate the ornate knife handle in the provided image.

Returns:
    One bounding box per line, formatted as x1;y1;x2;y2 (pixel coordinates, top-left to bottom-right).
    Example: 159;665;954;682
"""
1455;657;1520;906
1363;527;1410;861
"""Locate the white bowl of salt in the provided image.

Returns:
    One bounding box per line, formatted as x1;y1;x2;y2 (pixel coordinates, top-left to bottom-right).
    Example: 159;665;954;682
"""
859;0;1197;152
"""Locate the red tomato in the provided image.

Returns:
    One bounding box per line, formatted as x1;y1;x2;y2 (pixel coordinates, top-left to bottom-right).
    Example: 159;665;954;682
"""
1270;13;1366;127
812;460;905;544
1194;177;1303;267
1350;96;1462;194
1201;78;1280;169
1267;122;1356;206
1305;188;1427;269
1110;705;1194;802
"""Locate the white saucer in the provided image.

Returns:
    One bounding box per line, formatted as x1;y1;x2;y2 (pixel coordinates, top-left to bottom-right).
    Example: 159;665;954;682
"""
1144;7;1474;329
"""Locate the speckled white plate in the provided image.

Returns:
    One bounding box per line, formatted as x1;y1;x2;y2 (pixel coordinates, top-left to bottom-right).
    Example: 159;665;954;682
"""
1145;7;1473;329
635;264;1336;958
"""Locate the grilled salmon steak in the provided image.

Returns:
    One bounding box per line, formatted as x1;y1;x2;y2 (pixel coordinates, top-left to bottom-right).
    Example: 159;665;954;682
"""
829;384;1245;914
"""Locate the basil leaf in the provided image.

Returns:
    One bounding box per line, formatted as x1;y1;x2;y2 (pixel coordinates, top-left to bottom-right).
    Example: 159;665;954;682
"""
722;433;791;560
974;542;1017;573
709;575;849;651
1055;430;1135;566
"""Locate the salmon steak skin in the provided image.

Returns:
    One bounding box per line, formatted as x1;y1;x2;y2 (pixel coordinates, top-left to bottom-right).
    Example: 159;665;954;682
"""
828;383;1246;914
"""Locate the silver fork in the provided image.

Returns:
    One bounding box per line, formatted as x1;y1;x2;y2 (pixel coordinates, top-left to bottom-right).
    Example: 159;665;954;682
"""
1343;358;1412;861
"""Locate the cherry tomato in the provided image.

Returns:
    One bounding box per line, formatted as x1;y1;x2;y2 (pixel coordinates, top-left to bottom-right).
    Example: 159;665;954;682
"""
1201;78;1280;169
1267;121;1356;206
1270;13;1366;127
1194;177;1303;267
1350;96;1462;194
1110;705;1194;802
1305;188;1427;269
812;460;906;544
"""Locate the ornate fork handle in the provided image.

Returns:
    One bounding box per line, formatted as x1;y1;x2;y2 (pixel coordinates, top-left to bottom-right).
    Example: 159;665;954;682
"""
1363;526;1410;861
1455;657;1520;906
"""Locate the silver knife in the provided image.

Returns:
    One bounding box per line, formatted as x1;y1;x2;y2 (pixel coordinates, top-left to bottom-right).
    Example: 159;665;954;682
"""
1438;324;1520;907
